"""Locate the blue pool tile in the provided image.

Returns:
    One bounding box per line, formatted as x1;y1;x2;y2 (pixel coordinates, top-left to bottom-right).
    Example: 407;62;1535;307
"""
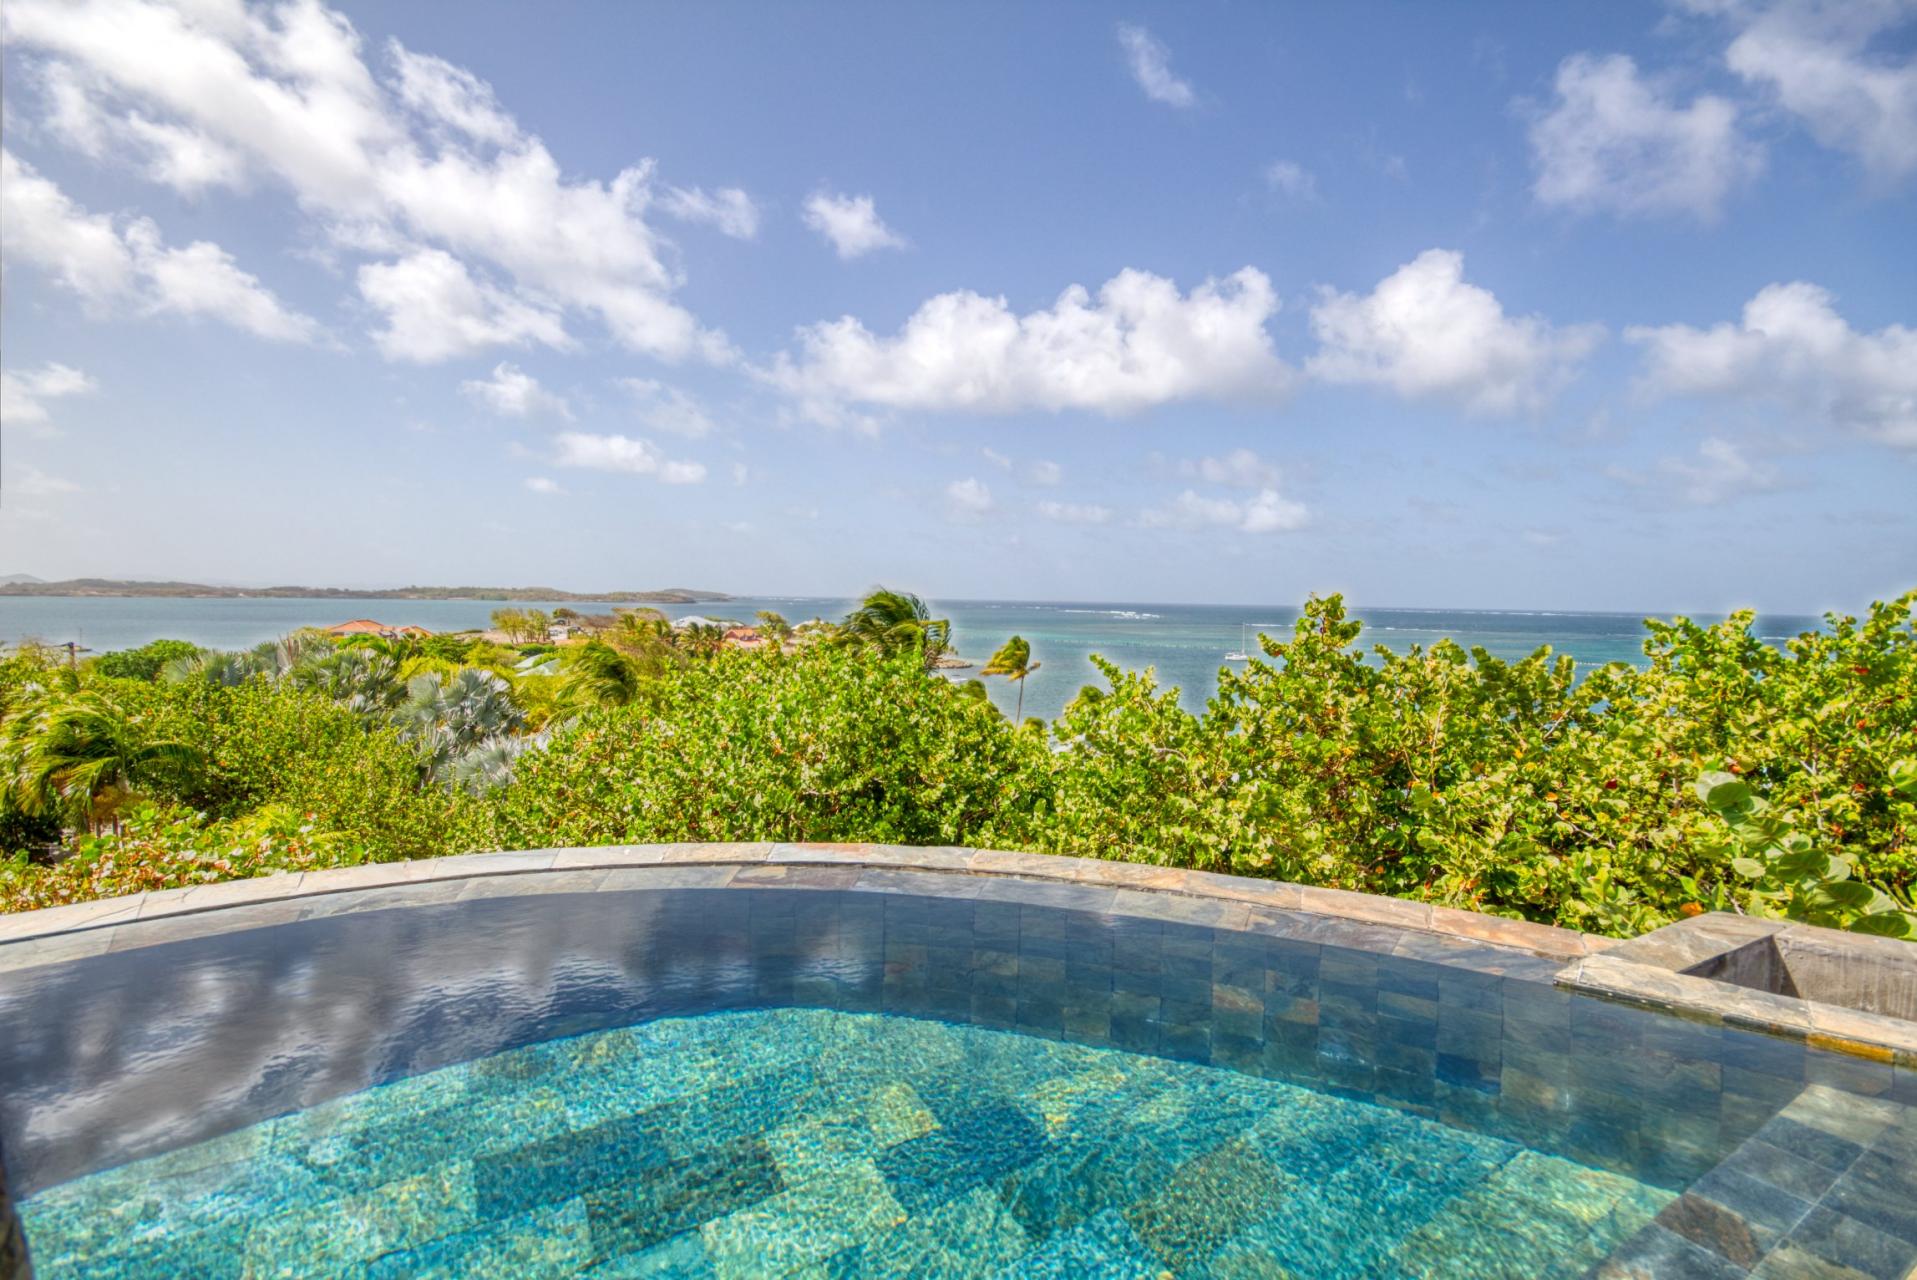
1001;1207;1161;1280
876;1104;1045;1214
581;1134;781;1258
472;1111;670;1220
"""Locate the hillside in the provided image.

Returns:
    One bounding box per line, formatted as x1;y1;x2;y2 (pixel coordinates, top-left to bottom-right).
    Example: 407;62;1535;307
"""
0;579;730;604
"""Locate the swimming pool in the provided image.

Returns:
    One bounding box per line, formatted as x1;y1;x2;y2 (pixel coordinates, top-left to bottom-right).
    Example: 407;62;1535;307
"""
3;851;1914;1277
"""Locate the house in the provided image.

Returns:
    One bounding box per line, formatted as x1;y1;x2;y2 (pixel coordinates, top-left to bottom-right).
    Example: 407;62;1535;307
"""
722;626;764;649
324;620;432;639
673;615;724;630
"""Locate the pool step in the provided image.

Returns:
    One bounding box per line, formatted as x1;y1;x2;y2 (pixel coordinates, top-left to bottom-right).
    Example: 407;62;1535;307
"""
1589;1083;1917;1278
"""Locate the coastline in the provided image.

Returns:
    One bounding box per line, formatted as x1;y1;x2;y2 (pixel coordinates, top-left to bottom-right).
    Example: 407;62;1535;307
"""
0;579;730;604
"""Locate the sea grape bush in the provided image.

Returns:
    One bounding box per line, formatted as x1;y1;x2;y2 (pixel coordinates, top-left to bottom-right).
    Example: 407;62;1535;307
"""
1698;765;1917;938
2;589;1912;942
3;803;369;912
1032;593;1916;936
492;645;1049;849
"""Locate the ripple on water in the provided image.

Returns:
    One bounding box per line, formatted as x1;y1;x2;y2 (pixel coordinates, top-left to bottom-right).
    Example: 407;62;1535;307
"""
21;1007;1672;1278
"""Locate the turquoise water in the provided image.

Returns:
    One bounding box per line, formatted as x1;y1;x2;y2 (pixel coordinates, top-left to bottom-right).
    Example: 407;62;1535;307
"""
21;1007;1670;1278
0;593;1822;721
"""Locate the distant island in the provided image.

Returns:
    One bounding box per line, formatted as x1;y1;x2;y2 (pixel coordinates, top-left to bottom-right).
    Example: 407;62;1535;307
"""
0;578;731;604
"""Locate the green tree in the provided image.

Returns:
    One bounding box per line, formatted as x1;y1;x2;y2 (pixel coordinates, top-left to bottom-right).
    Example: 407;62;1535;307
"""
91;639;202;682
561;639;647;709
2;689;204;834
756;611;792;645
396;668;526;783
490;608;551;643
840;588;952;672
284;647;406;719
981;635;1042;722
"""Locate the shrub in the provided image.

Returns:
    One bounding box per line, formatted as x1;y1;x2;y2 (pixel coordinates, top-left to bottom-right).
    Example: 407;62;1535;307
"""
489;645;1050;848
89;639;201;682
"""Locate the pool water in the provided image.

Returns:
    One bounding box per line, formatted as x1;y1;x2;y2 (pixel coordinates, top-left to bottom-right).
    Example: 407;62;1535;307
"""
21;1007;1671;1279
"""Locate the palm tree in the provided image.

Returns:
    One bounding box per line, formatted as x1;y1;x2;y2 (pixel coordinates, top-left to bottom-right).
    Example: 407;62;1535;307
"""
160;650;258;687
396;668;526;780
284;647;406;719
756;611;792;646
3;691;203;833
981;635;1041;722
679;622;728;658
562;639;645;708
840;588;952;671
607;610;681;676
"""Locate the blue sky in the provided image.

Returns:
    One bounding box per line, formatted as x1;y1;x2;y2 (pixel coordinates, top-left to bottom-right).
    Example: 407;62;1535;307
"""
2;0;1913;612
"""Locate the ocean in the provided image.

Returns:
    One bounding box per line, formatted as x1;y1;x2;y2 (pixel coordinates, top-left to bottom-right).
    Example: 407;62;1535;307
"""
0;594;1824;723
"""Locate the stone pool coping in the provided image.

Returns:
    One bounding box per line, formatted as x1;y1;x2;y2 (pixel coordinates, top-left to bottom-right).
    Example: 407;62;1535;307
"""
4;843;1912;1066
0;842;1613;959
1562;911;1917;1069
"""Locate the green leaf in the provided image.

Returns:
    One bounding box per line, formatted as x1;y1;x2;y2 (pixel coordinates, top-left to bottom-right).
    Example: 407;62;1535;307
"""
1852;912;1914;939
1694;771;1739;804
1890;758;1917;800
1814;880;1882;910
1704;778;1757;816
1729;856;1767;879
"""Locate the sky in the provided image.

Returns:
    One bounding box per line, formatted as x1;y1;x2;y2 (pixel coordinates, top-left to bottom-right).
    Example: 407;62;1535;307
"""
1;0;1914;613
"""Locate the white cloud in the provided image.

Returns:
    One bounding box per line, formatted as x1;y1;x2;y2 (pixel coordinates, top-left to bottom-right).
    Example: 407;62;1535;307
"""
36;61;247;195
2;1;730;362
461;362;571;418
0;363;95;428
801;190;905;259
357;248;569;362
553;431;706;483
615;378;715;437
1;149;321;341
1179;447;1281;489
1307;249;1601;414
388;42;520;147
122;112;249;193
6;464;81;497
770;266;1290;417
1264;160;1319;200
1626;280;1917;446
1700;0;1917;181
1526;53;1761;220
1608;436;1782;506
730;462;749;486
523;476;562;495
981;447;1013;470
945;477;994;520
0;148;136;302
1142;487;1309;534
1036;499;1112;524
1027;459;1062;486
1522;529;1564;547
1238;488;1311;533
1117;24;1195;108
124;219;324;342
658;185;760;239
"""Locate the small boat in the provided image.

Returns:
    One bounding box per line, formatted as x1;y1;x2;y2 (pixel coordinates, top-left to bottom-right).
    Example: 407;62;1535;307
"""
1227;622;1288;662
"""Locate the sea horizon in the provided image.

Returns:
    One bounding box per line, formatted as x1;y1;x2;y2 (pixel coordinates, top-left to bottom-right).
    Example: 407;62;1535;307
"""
0;591;1829;723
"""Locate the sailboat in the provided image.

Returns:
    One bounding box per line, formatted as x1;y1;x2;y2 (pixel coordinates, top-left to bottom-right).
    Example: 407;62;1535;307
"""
1227;623;1286;662
1225;624;1252;662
